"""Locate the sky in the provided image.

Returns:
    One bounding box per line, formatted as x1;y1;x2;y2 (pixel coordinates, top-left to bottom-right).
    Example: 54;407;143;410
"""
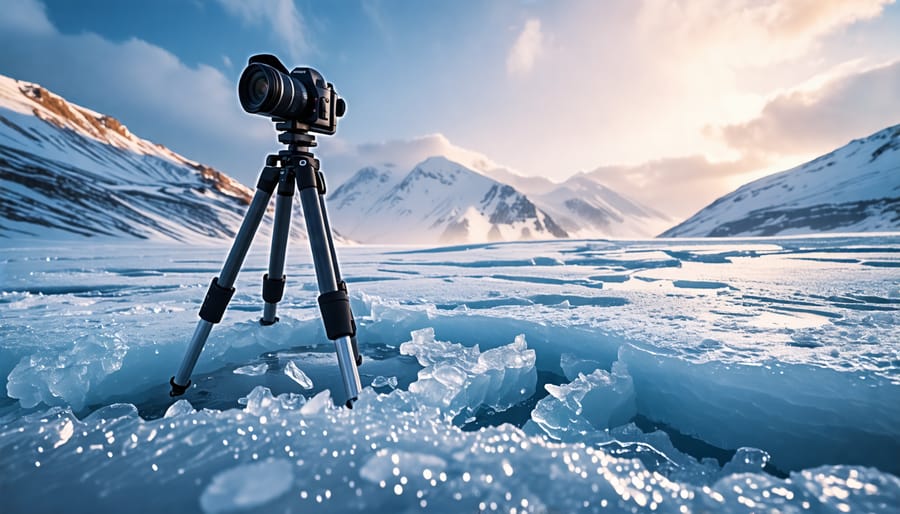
0;0;898;219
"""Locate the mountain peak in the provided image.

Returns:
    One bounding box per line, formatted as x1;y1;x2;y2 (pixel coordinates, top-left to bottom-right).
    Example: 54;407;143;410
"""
329;158;567;244
418;155;458;167
348;165;395;183
411;155;473;177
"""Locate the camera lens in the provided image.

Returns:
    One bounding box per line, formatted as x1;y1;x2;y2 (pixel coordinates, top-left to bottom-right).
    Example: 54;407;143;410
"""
239;62;309;119
248;71;269;104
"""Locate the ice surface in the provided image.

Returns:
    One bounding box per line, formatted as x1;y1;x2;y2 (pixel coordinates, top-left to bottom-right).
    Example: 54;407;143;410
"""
619;342;900;472
1;236;899;512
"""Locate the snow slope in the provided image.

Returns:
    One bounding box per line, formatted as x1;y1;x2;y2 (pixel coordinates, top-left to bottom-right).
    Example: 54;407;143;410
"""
0;73;307;242
1;236;898;512
662;124;900;237
328;156;568;244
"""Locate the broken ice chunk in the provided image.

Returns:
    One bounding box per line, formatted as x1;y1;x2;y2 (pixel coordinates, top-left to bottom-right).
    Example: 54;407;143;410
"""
560;352;601;381
300;390;332;415
371;375;398;389
284;360;313;389
721;447;770;475
399;327;536;417
164;399;195;418
240;385;275;415
532;360;637;440
233;363;267;376
6;332;128;410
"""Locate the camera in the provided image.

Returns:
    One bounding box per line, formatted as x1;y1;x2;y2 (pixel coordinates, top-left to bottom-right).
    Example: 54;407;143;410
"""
238;54;346;135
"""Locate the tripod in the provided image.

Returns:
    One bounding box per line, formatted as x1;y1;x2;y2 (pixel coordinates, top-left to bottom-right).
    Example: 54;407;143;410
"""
170;120;363;406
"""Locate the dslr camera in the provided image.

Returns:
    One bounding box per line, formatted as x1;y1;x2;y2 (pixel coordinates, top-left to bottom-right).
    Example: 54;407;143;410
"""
238;54;346;135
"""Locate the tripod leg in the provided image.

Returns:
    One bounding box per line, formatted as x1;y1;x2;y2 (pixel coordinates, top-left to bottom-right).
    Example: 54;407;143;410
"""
296;161;362;406
318;190;361;366
261;173;295;325
170;165;280;396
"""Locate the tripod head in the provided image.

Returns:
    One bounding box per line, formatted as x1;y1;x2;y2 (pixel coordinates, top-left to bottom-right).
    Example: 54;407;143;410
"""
238;54;346;135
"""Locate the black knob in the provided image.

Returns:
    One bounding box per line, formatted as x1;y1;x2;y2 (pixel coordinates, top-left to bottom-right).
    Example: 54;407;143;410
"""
336;98;347;117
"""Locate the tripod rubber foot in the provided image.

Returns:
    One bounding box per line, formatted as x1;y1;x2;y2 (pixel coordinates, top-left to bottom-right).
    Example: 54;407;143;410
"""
260;316;279;326
356;355;363;366
345;398;357;409
169;377;190;397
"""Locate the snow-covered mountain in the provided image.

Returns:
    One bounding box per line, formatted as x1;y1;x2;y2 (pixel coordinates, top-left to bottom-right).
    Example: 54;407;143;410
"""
479;166;559;196
532;174;673;238
444;159;672;239
0;74;306;242
662;124;900;237
328;156;568;244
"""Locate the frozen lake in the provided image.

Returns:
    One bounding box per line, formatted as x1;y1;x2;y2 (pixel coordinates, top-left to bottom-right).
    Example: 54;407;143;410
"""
1;235;898;513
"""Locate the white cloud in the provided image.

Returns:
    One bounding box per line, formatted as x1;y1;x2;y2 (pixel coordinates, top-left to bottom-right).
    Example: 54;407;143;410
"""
1;0;54;35
506;18;544;76
585;155;763;219
216;0;311;62
472;0;897;216
636;0;894;67
0;0;276;186
718;60;900;156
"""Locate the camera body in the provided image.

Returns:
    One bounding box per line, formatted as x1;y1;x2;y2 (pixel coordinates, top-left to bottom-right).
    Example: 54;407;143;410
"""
238;54;346;135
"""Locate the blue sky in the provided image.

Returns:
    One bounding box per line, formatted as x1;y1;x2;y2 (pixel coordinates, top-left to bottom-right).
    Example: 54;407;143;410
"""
1;0;899;217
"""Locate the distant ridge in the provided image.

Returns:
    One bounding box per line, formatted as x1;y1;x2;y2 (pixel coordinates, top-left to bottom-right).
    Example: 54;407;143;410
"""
0;73;310;242
661;124;900;237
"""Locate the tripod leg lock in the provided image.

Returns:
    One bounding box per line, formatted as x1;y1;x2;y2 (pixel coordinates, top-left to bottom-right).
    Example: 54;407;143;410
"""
295;162;326;194
262;273;287;304
256;166;281;194
317;290;355;340
199;277;236;324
